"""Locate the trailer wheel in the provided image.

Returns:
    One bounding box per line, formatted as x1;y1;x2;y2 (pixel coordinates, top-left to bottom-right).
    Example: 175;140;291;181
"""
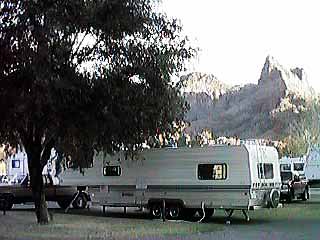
181;208;196;220
72;192;88;209
5;200;13;210
150;204;162;218
0;198;14;210
168;205;181;219
198;208;214;220
0;194;14;210
269;189;280;208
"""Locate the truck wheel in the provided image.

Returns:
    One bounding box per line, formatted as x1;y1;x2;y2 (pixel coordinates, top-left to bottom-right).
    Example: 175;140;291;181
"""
57;200;71;209
287;189;294;203
72;193;88;209
301;188;308;201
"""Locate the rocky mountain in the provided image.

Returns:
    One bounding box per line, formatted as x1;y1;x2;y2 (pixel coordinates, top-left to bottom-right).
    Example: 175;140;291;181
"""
179;56;315;139
177;72;232;100
259;56;314;100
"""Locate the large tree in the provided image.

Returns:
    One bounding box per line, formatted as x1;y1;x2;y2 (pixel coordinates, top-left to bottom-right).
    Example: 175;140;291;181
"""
0;0;194;224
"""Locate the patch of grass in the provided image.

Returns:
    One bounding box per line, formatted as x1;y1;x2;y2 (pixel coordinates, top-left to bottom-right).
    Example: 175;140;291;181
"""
250;201;320;221
2;211;221;240
3;196;320;240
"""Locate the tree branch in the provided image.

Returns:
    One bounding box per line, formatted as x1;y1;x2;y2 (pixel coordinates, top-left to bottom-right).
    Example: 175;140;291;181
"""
71;31;89;61
76;39;102;65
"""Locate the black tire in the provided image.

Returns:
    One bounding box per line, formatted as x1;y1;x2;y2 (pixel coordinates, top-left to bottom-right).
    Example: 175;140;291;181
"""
0;199;14;210
150;204;162;219
287;189;294;203
269;189;280;208
167;205;182;219
72;193;88;209
0;194;14;210
181;208;197;220
301;188;308;201
57;200;71;209
5;200;14;210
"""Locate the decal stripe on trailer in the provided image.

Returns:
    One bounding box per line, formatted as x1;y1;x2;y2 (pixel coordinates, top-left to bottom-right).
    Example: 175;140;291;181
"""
103;185;251;191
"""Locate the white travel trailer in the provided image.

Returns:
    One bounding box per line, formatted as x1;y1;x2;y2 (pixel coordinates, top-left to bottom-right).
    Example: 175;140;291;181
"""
60;144;282;221
305;148;320;186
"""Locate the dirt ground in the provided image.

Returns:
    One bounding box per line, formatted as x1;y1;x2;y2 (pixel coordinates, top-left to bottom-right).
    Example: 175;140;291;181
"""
1;192;320;240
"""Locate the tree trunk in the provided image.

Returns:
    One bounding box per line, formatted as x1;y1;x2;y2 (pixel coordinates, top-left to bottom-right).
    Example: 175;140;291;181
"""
28;151;50;224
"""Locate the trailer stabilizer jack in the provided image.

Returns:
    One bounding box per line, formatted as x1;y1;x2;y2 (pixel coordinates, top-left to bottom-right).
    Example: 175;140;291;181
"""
65;190;80;213
242;209;250;222
198;202;206;223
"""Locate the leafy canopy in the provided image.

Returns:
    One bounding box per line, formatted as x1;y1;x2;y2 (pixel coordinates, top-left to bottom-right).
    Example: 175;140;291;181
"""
0;0;195;168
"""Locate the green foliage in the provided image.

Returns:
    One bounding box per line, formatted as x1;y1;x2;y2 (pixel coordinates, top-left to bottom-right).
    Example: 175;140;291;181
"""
0;0;195;168
281;98;320;157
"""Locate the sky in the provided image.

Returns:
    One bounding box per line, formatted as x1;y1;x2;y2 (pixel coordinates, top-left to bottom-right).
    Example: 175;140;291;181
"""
161;0;320;92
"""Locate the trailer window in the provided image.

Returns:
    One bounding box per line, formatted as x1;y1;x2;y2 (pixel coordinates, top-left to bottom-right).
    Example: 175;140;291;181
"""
257;163;274;179
257;163;263;179
293;163;304;171
103;166;121;176
198;164;227;180
264;164;274;179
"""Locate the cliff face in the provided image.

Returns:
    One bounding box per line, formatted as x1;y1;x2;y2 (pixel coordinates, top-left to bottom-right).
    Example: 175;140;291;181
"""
177;72;231;100
179;56;315;139
259;56;314;99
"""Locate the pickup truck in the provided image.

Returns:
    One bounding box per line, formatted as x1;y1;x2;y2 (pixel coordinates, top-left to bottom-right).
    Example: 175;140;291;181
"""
280;171;309;202
0;176;90;210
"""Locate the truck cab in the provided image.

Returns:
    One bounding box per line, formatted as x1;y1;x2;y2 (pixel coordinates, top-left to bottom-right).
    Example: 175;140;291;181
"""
279;160;309;202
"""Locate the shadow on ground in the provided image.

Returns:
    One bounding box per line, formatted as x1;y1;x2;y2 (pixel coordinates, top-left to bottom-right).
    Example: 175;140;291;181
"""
49;207;272;226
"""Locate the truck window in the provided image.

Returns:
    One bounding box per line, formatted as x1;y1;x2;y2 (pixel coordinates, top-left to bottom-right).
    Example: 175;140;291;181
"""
103;166;121;176
280;172;292;181
198;164;227;180
280;164;291;171
293;163;304;171
12;160;20;168
257;163;274;179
